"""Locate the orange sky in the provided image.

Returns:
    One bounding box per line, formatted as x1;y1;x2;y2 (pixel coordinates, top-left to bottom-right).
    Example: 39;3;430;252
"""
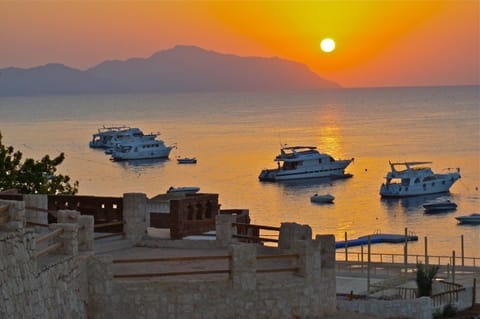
1;0;478;88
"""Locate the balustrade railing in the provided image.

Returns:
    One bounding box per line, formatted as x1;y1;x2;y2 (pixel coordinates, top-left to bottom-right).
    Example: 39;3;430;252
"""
111;253;299;279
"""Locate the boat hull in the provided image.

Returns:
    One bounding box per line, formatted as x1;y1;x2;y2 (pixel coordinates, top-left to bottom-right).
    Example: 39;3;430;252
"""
111;147;172;161
455;214;480;224
380;174;460;198
167;186;200;194
310;194;335;204
177;158;197;164
259;160;352;182
423;203;457;213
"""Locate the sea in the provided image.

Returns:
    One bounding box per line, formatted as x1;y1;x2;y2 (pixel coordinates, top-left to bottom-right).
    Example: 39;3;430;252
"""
0;86;479;259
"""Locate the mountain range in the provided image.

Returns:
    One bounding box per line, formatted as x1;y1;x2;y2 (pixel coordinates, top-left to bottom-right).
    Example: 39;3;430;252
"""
0;45;339;96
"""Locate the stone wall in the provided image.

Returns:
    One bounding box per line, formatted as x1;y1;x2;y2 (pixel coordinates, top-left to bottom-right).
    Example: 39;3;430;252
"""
337;296;433;319
87;229;337;319
0;230;89;318
1;196;339;319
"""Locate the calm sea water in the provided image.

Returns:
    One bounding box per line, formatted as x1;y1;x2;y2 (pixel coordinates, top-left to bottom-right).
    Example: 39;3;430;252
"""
0;86;479;257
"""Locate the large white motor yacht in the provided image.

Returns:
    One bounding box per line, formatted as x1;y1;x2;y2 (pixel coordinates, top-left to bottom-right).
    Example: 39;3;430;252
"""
258;145;354;182
379;161;460;197
89;126;156;149
110;138;174;161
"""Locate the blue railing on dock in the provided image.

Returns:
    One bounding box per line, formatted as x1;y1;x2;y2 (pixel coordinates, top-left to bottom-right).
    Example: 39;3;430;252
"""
335;233;418;249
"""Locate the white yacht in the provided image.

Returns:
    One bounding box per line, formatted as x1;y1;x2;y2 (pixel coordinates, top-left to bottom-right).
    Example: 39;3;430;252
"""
258;145;354;182
110;138;174;161
379;161;460;197
89;126;154;149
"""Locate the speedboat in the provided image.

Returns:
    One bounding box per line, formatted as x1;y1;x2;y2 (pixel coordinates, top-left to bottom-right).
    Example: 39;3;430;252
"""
379;161;460;197
423;200;457;213
177;157;197;164
89;126;146;149
110;138;174;161
258;145;354;182
310;193;335;204
455;214;480;224
167;186;200;194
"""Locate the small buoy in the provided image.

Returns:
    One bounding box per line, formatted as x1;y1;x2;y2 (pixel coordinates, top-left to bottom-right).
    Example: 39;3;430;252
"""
476;187;479;191
365;168;368;171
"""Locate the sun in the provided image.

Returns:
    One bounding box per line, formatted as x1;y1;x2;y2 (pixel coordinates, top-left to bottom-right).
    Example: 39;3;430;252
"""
320;38;335;53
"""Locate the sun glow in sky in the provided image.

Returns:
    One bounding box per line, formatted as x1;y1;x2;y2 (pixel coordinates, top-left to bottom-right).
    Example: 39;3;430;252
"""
0;0;478;88
320;39;335;53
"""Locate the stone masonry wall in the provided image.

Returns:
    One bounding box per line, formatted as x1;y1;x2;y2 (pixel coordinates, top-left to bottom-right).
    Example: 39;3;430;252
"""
0;230;89;318
337;296;433;319
87;233;337;319
89;277;329;319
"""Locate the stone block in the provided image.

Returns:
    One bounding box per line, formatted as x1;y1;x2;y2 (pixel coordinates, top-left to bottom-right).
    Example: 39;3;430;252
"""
278;222;312;250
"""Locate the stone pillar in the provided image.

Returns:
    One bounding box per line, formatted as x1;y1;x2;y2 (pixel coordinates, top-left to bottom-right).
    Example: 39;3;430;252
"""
215;214;236;247
78;215;94;251
314;234;336;315
278;222;312;250
87;255;114;318
56;210;93;251
316;234;335;272
49;223;79;255
0;199;26;232
57;209;80;223
123;193;147;243
292;239;313;279
229;244;256;290
23;194;48;225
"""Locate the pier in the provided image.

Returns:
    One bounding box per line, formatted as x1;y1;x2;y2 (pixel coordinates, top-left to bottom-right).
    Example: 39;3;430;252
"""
335;233;419;249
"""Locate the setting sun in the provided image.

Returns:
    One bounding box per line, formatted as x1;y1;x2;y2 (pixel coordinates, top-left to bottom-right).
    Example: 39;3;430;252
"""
320;38;335;53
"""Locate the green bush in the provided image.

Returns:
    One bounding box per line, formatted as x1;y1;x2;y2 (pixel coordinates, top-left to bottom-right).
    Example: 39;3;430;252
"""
415;262;439;297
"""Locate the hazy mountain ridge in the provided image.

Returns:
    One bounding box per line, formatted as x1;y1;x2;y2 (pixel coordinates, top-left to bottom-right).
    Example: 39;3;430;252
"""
0;45;340;96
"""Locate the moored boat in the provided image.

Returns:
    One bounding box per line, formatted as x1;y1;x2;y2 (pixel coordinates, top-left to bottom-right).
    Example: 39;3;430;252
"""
379;161;460;197
177;157;197;164
258;145;353;182
455;213;480;224
310;193;335;204
167;186;200;194
423;200;457;213
89;126;149;149
110;138;174;161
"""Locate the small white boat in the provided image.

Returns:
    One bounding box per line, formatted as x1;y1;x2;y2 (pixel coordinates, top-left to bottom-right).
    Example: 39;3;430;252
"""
259;145;354;182
310;193;335;204
177;157;197;164
380;161;460;197
167;186;200;194
455;213;480;224
110;138;174;161
423;200;457;213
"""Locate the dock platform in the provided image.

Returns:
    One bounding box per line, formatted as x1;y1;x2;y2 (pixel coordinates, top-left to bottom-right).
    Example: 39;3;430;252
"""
335;233;418;249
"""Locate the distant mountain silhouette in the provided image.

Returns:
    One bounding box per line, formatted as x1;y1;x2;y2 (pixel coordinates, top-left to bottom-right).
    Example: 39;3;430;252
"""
0;45;339;96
